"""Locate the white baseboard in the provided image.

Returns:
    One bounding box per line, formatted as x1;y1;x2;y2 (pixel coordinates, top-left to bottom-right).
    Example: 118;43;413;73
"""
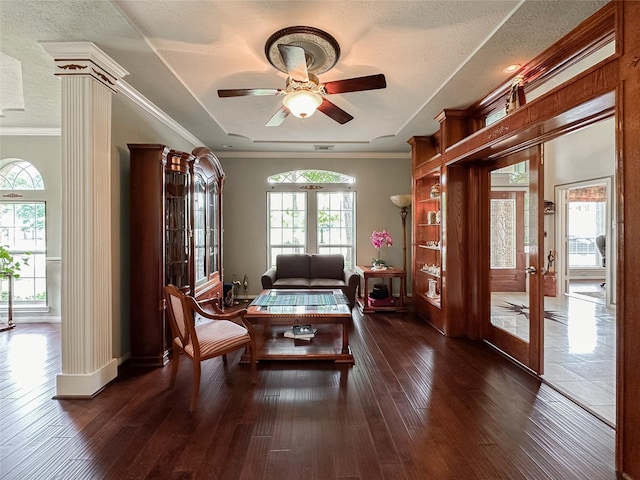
10;316;61;323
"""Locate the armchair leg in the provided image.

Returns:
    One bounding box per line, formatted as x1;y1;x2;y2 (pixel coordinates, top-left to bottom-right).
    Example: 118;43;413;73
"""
249;340;257;384
190;362;202;413
170;348;181;387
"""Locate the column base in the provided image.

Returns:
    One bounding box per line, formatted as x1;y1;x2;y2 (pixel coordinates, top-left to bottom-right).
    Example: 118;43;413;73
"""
55;358;118;398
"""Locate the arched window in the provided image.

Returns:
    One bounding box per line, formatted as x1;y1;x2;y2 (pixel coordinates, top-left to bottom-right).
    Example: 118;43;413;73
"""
0;160;45;190
268;170;355;184
267;170;356;268
0;160;47;306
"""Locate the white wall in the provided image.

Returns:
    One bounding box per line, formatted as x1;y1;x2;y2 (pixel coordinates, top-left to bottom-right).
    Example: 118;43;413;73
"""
543;117;615;297
544;118;615;189
111;93;200;359
220;155;412;298
0;134;62;322
0;92;204;360
1;107;612;358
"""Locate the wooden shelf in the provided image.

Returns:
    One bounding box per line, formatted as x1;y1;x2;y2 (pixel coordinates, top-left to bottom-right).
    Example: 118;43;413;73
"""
419;269;440;278
416;291;441;309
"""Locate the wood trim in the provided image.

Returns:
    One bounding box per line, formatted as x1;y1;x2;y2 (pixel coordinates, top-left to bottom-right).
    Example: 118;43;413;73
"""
410;2;640;476
444;64;617;165
408;135;439;171
441;165;467;336
616;0;640;475
471;2;616;121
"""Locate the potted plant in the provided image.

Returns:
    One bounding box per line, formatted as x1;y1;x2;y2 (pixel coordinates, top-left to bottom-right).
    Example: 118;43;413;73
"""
370;230;393;270
0;245;27;279
0;246;28;328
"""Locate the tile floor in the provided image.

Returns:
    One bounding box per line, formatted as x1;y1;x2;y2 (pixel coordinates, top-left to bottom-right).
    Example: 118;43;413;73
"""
491;280;615;426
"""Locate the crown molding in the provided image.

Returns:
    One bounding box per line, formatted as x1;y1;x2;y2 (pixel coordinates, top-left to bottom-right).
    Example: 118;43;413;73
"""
116;80;204;147
0;81;204;148
0;127;61;136
215;150;411;160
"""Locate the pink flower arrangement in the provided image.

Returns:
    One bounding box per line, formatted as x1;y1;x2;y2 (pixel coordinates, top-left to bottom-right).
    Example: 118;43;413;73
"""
371;230;393;267
370;230;393;249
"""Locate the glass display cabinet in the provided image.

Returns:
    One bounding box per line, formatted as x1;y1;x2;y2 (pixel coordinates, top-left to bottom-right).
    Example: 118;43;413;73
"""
128;144;224;367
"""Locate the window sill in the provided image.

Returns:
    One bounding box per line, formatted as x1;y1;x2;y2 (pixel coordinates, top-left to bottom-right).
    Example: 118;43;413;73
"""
1;304;50;314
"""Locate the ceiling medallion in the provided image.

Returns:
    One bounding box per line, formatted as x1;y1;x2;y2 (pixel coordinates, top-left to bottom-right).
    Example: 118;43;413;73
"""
265;26;340;75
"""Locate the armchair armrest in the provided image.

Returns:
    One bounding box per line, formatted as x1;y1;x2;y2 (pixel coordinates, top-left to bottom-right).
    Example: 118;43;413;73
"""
189;298;247;321
343;268;360;309
187;298;256;336
261;268;277;289
198;296;225;314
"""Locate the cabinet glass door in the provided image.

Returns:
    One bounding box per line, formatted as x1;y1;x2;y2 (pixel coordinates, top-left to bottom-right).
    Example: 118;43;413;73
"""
208;181;219;276
165;170;190;288
193;173;207;285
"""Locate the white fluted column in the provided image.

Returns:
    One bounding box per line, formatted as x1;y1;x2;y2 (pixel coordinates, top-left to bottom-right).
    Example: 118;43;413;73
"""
41;42;128;397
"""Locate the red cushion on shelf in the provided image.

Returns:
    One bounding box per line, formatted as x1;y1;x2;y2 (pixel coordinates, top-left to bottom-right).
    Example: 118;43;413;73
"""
368;296;394;307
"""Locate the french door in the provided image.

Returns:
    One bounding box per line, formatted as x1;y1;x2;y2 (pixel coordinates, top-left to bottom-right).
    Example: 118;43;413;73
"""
483;146;544;374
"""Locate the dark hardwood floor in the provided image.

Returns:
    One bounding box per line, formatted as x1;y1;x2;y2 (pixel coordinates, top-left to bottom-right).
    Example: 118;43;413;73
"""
1;309;616;479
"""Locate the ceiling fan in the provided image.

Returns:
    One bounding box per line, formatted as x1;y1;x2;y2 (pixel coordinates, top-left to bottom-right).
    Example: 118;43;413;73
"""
217;26;387;126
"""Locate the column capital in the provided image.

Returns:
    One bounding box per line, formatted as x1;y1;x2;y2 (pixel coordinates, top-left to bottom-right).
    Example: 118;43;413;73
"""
40;41;128;92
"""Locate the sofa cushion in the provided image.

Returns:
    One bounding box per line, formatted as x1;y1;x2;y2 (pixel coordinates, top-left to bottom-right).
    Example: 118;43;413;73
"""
276;254;310;279
310;278;347;288
310;254;344;280
272;278;311;288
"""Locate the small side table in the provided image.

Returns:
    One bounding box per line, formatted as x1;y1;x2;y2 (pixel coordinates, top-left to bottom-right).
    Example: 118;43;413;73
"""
355;265;407;313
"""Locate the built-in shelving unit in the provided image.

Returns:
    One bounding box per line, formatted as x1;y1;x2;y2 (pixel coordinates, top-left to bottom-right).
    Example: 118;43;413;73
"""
414;174;442;309
409;111;469;335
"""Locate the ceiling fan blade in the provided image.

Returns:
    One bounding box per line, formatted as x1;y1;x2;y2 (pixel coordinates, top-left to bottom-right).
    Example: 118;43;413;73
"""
323;74;387;95
265;105;290;127
218;88;282;98
277;44;309;82
317;98;353;124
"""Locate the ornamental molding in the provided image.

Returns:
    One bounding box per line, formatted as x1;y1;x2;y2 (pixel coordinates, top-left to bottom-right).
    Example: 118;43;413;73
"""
40;42;128;93
92;68;115;86
488;125;510;140
59;64;87;71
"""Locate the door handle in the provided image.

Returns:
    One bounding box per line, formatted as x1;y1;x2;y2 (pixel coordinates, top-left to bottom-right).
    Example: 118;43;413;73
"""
524;266;537;275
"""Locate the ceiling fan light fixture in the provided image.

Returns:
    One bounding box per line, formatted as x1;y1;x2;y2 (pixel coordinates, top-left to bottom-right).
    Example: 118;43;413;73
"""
283;89;322;118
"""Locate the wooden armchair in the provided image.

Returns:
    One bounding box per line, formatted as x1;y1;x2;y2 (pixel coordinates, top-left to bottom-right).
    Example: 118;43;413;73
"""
163;285;257;412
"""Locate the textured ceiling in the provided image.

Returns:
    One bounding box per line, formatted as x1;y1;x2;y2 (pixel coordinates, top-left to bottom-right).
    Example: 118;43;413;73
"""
0;0;609;154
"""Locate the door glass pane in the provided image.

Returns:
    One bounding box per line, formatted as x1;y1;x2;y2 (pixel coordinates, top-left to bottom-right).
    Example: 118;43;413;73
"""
489;161;531;342
165;171;189;287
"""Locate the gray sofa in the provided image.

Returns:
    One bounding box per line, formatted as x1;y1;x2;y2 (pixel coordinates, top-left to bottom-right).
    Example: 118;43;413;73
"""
261;253;359;309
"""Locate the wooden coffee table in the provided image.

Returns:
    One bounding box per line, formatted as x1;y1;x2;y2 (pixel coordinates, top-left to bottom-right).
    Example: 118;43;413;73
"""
241;289;354;364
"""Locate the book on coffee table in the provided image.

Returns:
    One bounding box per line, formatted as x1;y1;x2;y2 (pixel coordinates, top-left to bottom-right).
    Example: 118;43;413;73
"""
284;325;318;340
